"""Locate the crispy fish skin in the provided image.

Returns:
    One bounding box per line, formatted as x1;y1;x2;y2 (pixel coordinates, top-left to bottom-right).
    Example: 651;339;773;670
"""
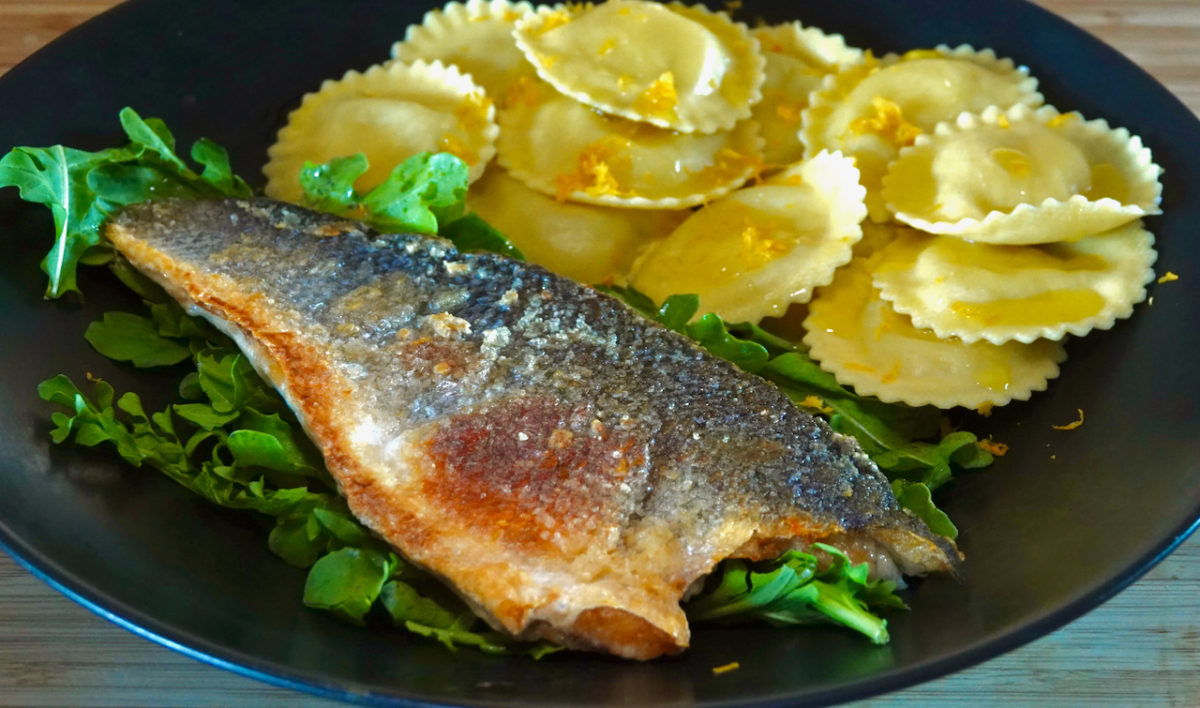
106;198;958;660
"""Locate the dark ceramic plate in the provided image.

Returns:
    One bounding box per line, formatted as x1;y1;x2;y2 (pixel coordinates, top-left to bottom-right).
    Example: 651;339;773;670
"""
1;0;1198;705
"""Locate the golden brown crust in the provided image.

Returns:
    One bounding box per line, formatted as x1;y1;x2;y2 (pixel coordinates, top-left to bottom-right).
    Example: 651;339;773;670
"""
539;607;683;660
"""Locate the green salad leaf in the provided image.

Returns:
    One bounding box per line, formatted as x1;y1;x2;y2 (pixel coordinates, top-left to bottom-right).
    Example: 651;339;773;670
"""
686;544;904;645
303;547;397;626
298;152;525;260
0;107;251;298
891;480;959;540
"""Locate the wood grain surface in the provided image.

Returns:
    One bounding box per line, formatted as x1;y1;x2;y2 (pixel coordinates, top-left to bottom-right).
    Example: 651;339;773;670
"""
1;1;1198;706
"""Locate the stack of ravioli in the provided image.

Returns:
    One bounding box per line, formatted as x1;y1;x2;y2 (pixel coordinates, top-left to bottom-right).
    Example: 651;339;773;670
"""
262;0;1163;412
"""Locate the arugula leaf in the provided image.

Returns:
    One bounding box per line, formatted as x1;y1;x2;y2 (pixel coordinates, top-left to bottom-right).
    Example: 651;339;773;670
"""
191;138;246;195
892;480;959;540
362;152;467;232
686;546;903;644
298;153;368;215
0;107;250;298
686;313;772;372
873;431;993;491
439;213;525;261
299;152;465;234
0;144;126;297
84;311;191;367
380;577;560;657
655;294;699;334
303;547;396;625
298;152;524;259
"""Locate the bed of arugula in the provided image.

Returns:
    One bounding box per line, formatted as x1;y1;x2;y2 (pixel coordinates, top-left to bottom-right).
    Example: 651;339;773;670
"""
0;108;991;656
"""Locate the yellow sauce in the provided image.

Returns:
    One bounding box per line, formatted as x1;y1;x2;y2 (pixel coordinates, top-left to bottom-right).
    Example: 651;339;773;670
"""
1085;162;1129;203
990;147;1031;178
974;362;1013;393
949;289;1107;327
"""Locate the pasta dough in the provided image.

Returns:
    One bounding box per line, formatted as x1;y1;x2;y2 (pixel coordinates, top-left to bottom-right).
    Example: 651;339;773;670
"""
513;0;765;133
391;0;537;102
871;223;1157;344
801;45;1043;221
629;151;865;322
496;77;763;208
751;22;863;166
264;60;497;203
467;168;687;284
883;104;1163;244
803;256;1067;409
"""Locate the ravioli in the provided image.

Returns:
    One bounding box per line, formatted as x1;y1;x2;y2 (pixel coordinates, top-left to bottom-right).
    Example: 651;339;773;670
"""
496;77;763;208
883;104;1163;244
751;22;863;166
801;45;1043;221
871;223;1157;344
803;256;1067;409
513;0;765;133
264;60;497;203
629;151;865;322
467;168;688;284
391;0;537;102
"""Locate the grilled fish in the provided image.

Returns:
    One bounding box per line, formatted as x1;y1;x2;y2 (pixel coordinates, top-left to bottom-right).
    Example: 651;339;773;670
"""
106;198;958;660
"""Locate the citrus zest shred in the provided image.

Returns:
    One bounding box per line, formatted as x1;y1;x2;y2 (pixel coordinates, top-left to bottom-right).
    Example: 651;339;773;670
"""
535;9;572;35
691;148;761;188
1157;271;1179;284
879;361;902;384
739;220;789;268
979;438;1009;456
633;71;678;119
712;661;741;675
554;137;631;201
455;93;493;134
774;98;805;124
503;75;541;109
1047;113;1076;129
849;97;922;148
990;147;1031;177
902;48;943;61
1052;408;1085;431
800;395;834;414
438;134;472;163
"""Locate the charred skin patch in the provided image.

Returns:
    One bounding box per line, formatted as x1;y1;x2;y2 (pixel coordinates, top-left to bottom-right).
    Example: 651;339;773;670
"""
422;396;647;551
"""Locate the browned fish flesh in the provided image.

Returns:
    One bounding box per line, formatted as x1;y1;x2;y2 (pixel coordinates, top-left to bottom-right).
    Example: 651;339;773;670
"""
105;198;959;660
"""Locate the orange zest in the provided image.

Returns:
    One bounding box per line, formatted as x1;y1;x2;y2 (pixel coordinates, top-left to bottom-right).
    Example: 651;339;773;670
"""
1051;408;1084;431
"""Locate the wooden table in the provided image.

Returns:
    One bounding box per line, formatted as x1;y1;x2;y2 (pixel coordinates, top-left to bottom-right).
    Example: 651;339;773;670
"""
1;1;1197;706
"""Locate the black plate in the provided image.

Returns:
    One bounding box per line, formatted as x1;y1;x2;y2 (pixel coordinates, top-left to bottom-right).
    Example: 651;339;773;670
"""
1;0;1198;705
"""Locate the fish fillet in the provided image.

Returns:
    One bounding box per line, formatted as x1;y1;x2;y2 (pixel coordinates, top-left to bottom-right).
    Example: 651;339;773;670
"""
105;198;959;660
